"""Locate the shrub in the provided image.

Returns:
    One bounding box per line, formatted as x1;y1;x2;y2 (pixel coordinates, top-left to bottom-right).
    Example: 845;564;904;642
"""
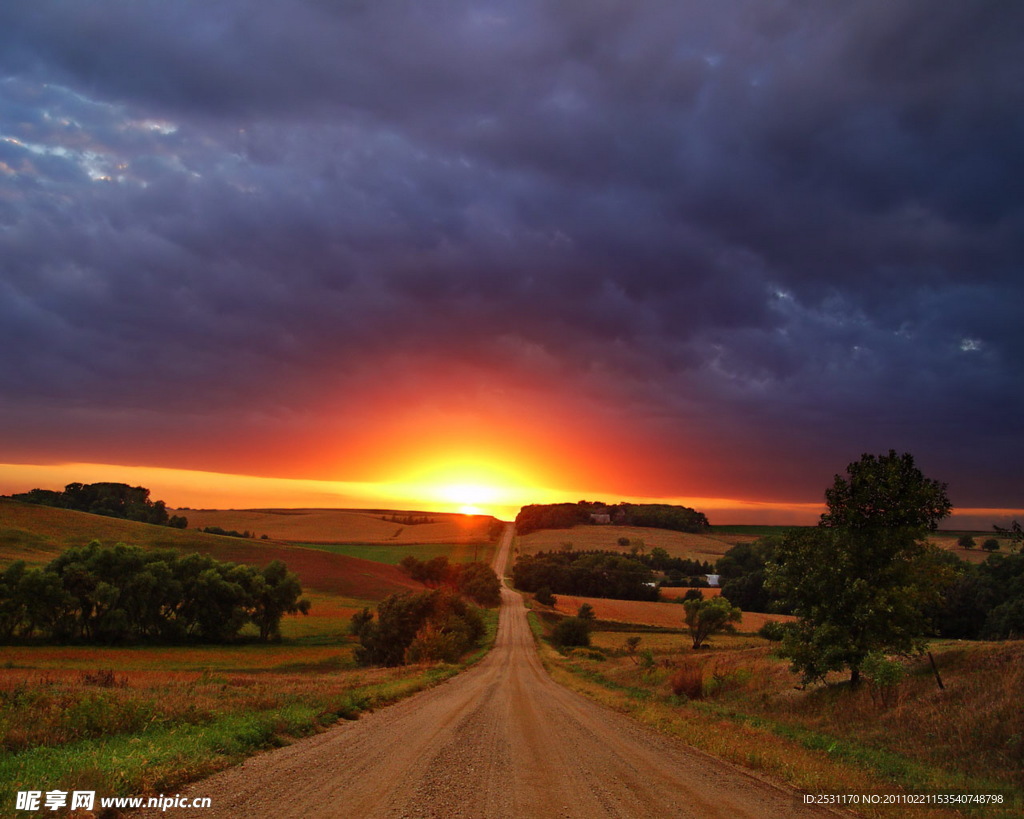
670;662;704;699
534;587;556;607
757;620;788;642
550;617;591;648
352;589;485;666
861;652;907;709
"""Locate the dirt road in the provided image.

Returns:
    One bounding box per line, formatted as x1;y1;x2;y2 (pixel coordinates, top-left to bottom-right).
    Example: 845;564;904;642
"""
152;525;830;818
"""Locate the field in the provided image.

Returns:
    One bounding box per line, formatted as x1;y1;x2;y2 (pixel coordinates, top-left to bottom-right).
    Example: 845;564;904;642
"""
535;616;1024;815
298;540;496;567
545;591;791;634
176;507;496;544
514;525;746;562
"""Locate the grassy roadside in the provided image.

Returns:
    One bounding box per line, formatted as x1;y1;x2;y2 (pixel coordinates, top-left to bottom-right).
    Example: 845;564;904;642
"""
0;609;499;811
531;617;1023;817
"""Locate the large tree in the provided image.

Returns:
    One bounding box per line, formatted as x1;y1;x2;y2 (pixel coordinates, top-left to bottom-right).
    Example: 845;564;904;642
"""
819;450;951;534
767;451;953;685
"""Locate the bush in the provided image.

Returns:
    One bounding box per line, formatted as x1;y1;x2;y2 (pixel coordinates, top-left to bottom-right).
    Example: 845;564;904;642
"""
534;587;556;607
351;589;485;666
757;620;788;642
670;662;704;699
550;617;591;648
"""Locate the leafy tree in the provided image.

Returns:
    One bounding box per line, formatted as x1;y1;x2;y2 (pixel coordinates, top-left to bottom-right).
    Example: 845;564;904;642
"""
247;560;311;641
768;452;953;684
983;538;1000;552
351;589;484;666
682;596;741;649
819;450;951;534
534;587;556;607
981;597;1024;640
456;562;502;607
576;602;596;621
958;535;976;549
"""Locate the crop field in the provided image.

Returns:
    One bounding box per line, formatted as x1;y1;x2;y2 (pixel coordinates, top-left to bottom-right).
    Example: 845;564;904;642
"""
0;499;236;563
176;507;496;544
546;592;791;633
656;585;723;599
515;525;742;562
299;540;496;566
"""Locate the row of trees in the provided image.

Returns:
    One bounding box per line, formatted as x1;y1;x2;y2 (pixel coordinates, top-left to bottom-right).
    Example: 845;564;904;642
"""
514;501;709;535
0;542;309;644
9;483;187;529
397;556;502;607
512;550;659;601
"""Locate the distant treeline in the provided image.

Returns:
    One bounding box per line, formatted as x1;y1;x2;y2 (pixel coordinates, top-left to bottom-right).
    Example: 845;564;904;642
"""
515;501;709;535
200;526;257;539
9;482;187;529
385;514;435;525
0;542;309;644
639;548;714;586
398;555;501;607
512;550;659;601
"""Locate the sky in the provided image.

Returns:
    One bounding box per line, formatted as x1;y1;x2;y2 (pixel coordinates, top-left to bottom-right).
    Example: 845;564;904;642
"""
1;1;1022;524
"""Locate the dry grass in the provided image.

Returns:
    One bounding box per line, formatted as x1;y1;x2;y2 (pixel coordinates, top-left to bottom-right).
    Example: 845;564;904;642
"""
515;525;737;561
658;585;723;599
176;508;494;544
547;630;1024;815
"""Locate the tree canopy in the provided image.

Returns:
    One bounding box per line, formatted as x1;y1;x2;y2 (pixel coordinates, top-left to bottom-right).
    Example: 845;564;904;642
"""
819;450;951;534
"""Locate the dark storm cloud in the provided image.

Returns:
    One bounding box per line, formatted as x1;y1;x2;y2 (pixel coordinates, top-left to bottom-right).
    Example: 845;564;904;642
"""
1;1;1022;504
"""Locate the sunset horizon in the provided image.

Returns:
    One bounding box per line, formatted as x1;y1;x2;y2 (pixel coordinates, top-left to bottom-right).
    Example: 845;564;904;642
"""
2;459;1019;530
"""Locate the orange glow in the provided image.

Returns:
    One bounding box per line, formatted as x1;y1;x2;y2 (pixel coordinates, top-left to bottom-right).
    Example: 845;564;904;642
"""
2;461;1016;527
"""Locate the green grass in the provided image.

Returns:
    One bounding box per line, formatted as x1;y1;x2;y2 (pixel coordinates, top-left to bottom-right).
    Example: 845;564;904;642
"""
296;541;495;566
710;525;804;537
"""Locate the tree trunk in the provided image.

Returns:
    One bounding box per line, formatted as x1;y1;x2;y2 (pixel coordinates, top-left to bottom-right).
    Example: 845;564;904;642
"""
850;666;861;686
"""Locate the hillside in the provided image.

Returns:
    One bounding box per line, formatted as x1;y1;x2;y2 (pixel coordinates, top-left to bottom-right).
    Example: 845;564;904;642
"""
175;507;496;544
0;499;424;600
515;524;745;562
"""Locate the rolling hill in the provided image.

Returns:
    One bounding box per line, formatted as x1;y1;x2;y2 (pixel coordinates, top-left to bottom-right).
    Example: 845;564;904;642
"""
0;498;424;600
